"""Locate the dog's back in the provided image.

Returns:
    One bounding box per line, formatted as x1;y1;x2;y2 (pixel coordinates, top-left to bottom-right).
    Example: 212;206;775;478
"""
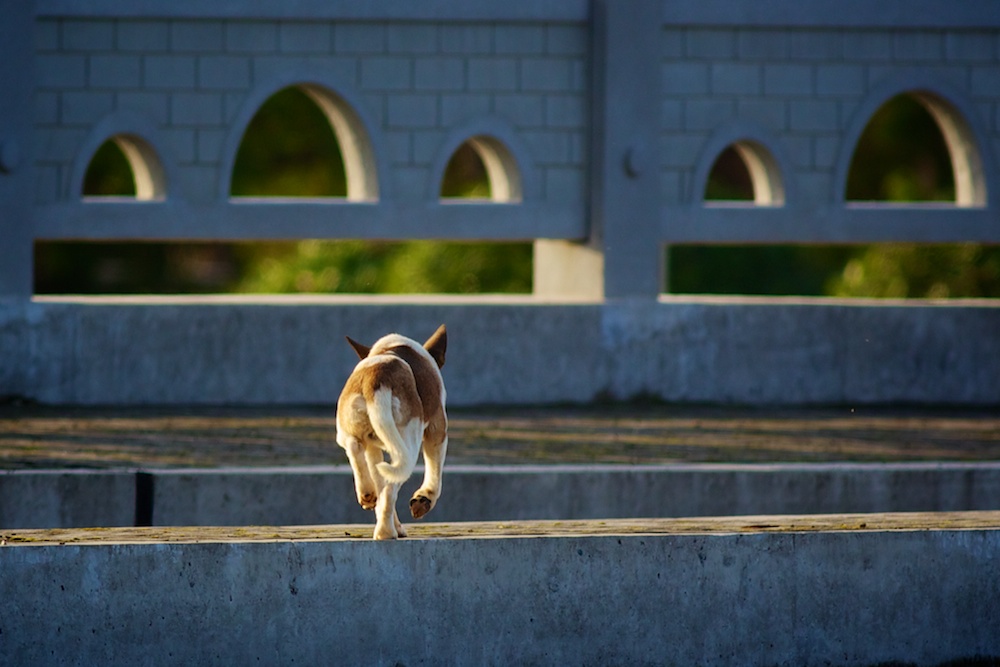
370;336;446;424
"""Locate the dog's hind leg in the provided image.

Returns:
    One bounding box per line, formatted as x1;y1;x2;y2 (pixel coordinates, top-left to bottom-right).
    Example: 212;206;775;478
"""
410;432;448;519
341;435;378;511
360;442;386;509
373;481;403;540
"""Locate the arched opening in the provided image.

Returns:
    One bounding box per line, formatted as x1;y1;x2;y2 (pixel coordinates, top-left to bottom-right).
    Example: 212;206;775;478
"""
704;141;784;206
440;136;521;203
82;134;165;200
845;92;985;206
441;142;490;199
230;85;377;200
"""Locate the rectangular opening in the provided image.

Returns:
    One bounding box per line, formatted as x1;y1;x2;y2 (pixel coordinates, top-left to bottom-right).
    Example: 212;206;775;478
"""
665;244;1000;299
34;241;533;296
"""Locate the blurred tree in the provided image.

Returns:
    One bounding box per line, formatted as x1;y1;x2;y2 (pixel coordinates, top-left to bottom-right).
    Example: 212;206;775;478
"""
34;242;241;294
668;245;855;297
829;244;1000;298
845;94;954;202
83;140;135;196
441;142;491;199
235;240;531;294
231;86;346;197
703;146;753;201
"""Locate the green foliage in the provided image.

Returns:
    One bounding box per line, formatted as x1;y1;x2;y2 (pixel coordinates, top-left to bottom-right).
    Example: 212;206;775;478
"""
846;94;954;202
235;240;531;294
829;244;1000;298
230;87;346;197
704;146;754;201
668;246;855;296
34;242;241;294
83;140;135;196
441;143;491;198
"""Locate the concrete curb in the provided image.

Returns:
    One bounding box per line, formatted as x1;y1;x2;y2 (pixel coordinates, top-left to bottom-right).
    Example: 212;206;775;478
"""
4;462;1000;529
3;515;999;665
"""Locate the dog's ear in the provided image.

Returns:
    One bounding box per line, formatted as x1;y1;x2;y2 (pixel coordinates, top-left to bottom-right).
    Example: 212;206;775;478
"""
423;324;447;368
345;336;371;360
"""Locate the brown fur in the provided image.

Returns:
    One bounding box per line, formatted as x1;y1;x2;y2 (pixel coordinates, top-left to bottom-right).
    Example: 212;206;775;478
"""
335;325;449;540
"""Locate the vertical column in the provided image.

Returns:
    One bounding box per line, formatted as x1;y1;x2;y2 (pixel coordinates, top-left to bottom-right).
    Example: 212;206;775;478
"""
0;1;35;298
534;0;663;300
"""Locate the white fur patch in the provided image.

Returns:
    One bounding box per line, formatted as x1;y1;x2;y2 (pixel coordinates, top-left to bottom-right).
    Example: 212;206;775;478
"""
368;386;420;484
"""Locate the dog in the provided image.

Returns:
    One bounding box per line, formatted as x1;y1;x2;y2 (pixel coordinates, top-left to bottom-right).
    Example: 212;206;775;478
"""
335;325;448;540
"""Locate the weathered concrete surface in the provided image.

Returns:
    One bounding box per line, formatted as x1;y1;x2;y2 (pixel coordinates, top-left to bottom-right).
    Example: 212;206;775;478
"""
0;470;135;529
150;463;1000;527
4;296;999;406
6;404;998;470
3;513;999;666
5;463;1000;530
0;300;28;401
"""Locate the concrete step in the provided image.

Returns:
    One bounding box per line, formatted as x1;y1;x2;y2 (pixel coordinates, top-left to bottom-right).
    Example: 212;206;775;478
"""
3;512;999;665
4;462;1000;529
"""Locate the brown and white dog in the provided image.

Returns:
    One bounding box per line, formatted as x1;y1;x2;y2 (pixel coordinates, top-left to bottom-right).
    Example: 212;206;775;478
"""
335;325;448;540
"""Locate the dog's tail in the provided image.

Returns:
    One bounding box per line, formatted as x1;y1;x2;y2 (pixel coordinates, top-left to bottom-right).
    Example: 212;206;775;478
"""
367;386;421;485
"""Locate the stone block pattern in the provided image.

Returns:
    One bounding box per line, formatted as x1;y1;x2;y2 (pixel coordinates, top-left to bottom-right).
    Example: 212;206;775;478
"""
661;26;1000;206
30;13;1000;237
33;18;588;207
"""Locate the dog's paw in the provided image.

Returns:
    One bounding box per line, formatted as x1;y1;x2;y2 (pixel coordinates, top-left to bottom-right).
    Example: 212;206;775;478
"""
359;492;377;510
373;526;398;540
409;495;432;519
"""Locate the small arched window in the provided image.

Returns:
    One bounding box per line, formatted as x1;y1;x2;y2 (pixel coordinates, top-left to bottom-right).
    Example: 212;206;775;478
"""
440;136;521;203
705;140;784;206
82;134;165;201
845;92;985;207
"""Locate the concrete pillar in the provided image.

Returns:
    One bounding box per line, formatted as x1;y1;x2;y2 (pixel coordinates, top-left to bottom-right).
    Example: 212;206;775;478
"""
0;1;34;298
536;0;662;301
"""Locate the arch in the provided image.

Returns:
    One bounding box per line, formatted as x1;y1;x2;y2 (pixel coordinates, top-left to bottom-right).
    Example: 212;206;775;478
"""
440;136;521;202
834;73;993;208
220;72;385;202
429;118;538;203
71;112;171;201
691;123;790;207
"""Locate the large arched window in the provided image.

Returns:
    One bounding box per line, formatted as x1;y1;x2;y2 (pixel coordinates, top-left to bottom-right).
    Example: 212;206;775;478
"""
439;135;521;203
82;134;165;200
845;92;985;207
704;140;784;206
230;84;377;201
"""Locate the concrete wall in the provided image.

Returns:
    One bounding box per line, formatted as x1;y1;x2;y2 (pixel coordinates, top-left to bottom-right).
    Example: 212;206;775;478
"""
3;522;999;665
7;296;1000;406
31;11;588;209
3;1;1000;405
6;462;1000;529
9;1;1000;288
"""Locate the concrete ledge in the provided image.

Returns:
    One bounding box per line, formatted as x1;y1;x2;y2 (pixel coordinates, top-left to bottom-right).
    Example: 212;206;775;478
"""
0;470;135;529
153;463;1000;527
5;463;1000;529
3;513;999;665
4;297;999;406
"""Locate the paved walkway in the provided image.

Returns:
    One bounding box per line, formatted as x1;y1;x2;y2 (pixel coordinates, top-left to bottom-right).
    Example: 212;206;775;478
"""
1;404;998;469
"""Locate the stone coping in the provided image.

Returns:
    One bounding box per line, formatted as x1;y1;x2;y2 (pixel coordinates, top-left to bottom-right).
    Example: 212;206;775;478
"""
5;511;1000;546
